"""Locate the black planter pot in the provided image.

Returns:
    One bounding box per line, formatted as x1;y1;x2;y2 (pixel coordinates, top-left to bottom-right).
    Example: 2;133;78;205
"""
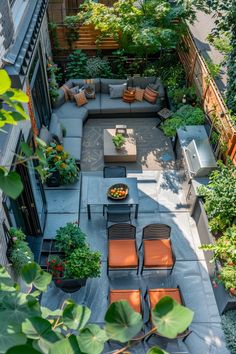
46;171;61;187
54;278;87;293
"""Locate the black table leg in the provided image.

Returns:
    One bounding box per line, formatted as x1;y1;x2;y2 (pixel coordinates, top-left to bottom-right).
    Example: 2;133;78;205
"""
87;204;91;219
135;204;139;218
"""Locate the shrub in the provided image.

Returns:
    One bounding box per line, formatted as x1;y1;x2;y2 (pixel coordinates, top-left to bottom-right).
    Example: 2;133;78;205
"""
65;50;87;79
8;228;34;275
64;246;101;279
55;222;86;255
85;57;112;78
198;161;236;234
221;310;236;354
162;104;205;137
219;265;236;292
200;225;236;265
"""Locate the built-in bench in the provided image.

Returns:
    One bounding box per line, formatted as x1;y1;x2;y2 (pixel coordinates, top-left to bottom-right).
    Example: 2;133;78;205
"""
48;77;165;162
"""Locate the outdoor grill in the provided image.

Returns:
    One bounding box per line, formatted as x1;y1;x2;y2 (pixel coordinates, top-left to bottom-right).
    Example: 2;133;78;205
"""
183;138;218;178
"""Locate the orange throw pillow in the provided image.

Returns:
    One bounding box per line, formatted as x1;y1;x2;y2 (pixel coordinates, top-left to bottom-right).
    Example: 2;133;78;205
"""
74;91;88;107
123;89;136;103
144;86;159;104
135;87;144;101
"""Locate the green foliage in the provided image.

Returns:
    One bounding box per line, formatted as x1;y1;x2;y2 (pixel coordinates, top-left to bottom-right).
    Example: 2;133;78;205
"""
55;222;86;255
64;247;101;279
171;86;199;107
221;310;236;354
0;263;194;354
162;104;205;137
111;49;128;78
219;265;236;291
45;142;79;185
0;70;29;128
85;57;112;78
198;161;236;233
200;225;236;265
112;133;125;149
48;22;59;49
65;50;88;80
152;296;194;339
205;59;221;79
64;16;80;47
78;0;198;57
8;228;34;275
47;60;62;102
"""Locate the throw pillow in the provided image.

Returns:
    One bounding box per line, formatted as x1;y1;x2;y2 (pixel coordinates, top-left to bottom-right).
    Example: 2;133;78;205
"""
68;86;80;101
123;89;136;103
109;83;127;98
39;126;52;146
143;86;159;104
74;91;88;107
135;87;144;101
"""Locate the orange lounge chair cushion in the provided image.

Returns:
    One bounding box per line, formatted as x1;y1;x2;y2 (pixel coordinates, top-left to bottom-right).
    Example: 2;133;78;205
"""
110;289;141;313
148;288;182;310
143;239;173;268
109;240;138;268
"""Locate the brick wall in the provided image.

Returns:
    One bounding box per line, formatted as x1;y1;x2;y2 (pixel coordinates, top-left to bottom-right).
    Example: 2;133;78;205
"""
0;1;14;67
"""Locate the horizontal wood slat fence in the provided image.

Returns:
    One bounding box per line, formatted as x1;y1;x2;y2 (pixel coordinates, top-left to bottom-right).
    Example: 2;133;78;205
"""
178;30;236;162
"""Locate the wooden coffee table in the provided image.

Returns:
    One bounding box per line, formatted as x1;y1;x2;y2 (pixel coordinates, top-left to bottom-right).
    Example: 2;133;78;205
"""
103;129;137;162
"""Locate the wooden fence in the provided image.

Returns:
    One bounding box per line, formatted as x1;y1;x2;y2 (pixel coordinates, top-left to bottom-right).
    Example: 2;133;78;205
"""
51;25;119;51
178;30;236;162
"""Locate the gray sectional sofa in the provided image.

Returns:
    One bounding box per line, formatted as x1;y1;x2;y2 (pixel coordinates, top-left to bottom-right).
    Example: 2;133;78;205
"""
50;77;165;162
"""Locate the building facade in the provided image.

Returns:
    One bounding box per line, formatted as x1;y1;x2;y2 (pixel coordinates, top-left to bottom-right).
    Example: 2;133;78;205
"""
0;0;51;269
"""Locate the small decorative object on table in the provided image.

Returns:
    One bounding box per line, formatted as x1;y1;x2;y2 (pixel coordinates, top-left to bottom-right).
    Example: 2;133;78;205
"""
112;133;125;150
157;108;173;127
115;124;127;136
107;183;129;200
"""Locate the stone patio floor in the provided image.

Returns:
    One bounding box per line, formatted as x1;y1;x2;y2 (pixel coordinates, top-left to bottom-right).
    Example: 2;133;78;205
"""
41;120;229;354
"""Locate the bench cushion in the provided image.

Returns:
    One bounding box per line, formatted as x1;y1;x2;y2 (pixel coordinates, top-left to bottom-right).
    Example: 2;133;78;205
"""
85;94;101;114
59;118;83;138
100;93;130;114
53;102;88;122
101;79;127;94
130;99;160;113
63;137;82;161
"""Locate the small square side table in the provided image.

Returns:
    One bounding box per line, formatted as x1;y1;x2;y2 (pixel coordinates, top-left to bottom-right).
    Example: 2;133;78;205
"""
156;108;173;128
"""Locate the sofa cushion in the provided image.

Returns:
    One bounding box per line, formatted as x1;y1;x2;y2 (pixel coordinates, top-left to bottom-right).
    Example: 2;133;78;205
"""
101;79;127;94
109;83;127;98
75;91;88;107
85;94;101;114
53;102;88;122
135;87;144;101
154;77;165;98
144;86;159;104
49;113;59;135
100;93;130;114
132;76;156;89
72;78;100;93
63;137;82;161
52;89;66;109
59;118;83;138
39;127;52;145
123;89;136;103
130;99;160;113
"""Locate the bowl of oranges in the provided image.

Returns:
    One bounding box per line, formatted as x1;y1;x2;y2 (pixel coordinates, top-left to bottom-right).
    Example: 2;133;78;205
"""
107;183;129;200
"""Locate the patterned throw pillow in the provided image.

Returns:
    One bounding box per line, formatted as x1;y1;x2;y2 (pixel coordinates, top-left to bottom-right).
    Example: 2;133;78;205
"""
123;89;136;103
135;87;144;101
68;86;80;101
74;91;88;107
143;86;159;104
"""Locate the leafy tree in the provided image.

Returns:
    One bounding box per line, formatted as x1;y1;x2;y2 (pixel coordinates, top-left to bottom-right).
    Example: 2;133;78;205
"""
65;50;88;79
0;69;47;199
0;262;194;354
77;0;202;58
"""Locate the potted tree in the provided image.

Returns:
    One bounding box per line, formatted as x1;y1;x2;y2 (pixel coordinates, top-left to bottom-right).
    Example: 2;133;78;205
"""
47;222;101;293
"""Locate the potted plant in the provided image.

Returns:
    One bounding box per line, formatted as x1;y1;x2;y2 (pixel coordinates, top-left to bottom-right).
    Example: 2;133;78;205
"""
8;228;34;276
112;133;125;150
47;222;101;292
45;143;79;186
